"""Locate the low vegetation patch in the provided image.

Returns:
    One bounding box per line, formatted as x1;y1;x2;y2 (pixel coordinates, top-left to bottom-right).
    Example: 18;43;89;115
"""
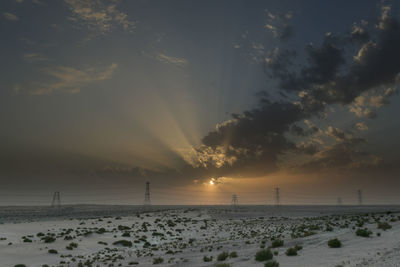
255;249;273;261
229;251;238;258
203;255;213;262
285;247;298;256
377;222;392;231
48;249;58;254
217;251;229;261
153;257;164;264
265;260;280;267
356;228;372;237
328;238;342;248
271;239;284;248
113;240;132;247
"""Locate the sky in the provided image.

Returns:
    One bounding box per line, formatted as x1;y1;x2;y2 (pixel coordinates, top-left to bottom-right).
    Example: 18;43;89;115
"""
1;0;400;205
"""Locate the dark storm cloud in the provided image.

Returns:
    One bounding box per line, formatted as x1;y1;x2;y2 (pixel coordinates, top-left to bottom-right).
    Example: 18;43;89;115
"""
188;5;400;179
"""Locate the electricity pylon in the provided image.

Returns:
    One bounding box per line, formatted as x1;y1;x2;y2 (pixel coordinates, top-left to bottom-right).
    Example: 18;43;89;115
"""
231;194;238;211
358;190;363;206
275;188;280;207
144;182;151;206
51;191;61;208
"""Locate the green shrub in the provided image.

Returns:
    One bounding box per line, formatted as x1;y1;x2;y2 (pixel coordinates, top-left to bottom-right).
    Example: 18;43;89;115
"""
48;249;58;254
153;257;164;264
96;228;106;234
66;242;78;250
14;265;26;267
265;260;280;267
294;245;302;251
203;255;213;262
285;247;297;256
377;222;392;231
217;251;229;261
215;264;231;267
255;249;273;261
113;240;132;247
271;239;284;248
229;251;238;258
41;236;56;243
328;238;342;248
356;228;372;237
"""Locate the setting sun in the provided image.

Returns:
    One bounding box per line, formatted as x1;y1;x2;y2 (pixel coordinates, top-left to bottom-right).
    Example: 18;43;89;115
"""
209;180;214;185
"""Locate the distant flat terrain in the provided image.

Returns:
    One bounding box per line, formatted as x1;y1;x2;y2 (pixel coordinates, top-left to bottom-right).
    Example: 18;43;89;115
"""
1;205;400;266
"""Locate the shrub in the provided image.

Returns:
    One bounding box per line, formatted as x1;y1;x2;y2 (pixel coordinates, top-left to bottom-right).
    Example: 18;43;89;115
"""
48;249;58;254
113;240;132;247
356;228;372;237
229;251;238;258
328;238;341;248
255;249;273;261
377;222;392;231
153;257;164;264
215;264;231;267
203;255;213;262
217;251;229;261
285;247;297;256
14;265;26;267
118;225;130;231
42;236;56;243
128;262;139;265
265;260;280;267
294;245;303;251
66;242;78;250
271;239;284;248
96;228;106;234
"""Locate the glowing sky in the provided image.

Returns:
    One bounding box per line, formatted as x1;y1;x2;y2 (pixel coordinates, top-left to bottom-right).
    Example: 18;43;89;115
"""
1;0;400;205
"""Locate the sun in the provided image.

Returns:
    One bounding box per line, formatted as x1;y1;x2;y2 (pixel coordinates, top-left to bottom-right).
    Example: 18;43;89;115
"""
209;180;214;185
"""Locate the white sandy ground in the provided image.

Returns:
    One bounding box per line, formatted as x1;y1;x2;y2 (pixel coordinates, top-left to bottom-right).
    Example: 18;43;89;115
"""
0;207;400;267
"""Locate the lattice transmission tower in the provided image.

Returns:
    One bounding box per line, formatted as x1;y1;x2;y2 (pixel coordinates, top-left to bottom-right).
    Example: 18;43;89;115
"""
51;191;61;208
144;182;151;206
275;187;280;207
358;190;363;206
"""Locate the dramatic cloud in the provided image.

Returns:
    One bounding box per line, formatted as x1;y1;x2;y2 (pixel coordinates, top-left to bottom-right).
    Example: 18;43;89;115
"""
175;5;400;180
20;63;117;95
3;12;19;21
355;122;368;131
349;87;398;118
265;11;293;41
23;53;48;62
155;53;188;67
64;0;135;37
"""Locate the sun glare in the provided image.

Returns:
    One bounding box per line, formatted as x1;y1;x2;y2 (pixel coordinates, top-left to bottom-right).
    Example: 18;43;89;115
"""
209;180;214;185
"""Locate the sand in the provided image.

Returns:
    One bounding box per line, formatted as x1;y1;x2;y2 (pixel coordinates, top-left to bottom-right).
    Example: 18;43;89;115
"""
1;205;400;267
